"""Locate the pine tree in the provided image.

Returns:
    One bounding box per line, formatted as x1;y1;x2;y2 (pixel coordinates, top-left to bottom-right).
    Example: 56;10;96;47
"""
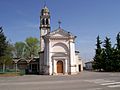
94;33;120;72
115;32;120;71
0;27;7;57
103;37;113;71
93;36;103;71
116;32;120;50
0;27;12;72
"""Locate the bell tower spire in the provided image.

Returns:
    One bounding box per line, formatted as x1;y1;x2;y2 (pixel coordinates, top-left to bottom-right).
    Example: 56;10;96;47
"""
40;4;50;51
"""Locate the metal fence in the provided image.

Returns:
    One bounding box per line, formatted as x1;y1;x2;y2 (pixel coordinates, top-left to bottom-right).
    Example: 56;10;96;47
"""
0;69;25;75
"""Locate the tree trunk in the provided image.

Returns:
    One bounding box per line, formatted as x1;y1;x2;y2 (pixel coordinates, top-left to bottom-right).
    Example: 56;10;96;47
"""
3;63;5;73
15;63;18;72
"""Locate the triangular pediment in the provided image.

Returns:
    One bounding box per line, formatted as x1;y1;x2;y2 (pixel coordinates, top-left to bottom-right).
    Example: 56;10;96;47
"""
53;33;65;37
45;28;75;38
51;30;69;37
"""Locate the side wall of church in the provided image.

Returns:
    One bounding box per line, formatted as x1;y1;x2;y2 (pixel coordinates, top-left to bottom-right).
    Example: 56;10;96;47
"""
75;54;83;72
69;39;77;74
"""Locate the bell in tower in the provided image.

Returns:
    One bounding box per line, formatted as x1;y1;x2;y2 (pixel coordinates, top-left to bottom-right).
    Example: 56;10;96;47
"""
40;5;50;51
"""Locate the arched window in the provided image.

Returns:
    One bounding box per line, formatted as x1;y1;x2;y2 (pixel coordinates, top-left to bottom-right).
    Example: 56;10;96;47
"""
46;19;49;25
42;19;45;25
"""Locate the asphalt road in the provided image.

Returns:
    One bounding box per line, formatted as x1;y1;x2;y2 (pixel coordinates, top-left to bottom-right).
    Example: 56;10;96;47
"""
0;71;120;90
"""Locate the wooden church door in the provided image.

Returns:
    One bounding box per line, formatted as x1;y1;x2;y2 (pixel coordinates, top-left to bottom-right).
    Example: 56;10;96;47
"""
57;61;63;73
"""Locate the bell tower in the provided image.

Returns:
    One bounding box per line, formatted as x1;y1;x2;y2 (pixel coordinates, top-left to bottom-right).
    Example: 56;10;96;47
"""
40;5;50;51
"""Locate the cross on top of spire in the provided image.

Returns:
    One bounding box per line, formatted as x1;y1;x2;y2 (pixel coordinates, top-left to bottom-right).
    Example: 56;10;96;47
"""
58;20;61;28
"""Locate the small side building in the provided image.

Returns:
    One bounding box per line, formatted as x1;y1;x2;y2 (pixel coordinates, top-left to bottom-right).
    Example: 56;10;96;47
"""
85;61;93;70
13;57;39;74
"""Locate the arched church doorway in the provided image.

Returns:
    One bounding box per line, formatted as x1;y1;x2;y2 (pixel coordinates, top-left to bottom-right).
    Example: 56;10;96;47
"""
57;61;63;73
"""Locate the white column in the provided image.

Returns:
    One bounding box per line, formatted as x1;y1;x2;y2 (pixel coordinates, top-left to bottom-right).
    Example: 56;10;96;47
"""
53;60;57;75
65;59;68;74
52;59;54;75
48;19;50;25
49;41;52;75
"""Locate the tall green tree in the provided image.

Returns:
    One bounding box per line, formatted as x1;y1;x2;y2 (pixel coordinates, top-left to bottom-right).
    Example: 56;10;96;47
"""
14;42;26;58
114;32;120;71
24;37;39;59
0;43;13;72
93;33;120;72
0;27;7;57
13;37;39;59
0;27;13;72
116;32;120;50
93;36;103;71
103;37;113;71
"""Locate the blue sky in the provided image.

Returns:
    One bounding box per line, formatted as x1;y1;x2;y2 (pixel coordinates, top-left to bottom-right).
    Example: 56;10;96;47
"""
0;0;120;62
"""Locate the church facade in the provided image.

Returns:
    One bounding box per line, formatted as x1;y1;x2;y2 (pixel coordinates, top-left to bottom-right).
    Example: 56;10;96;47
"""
39;5;83;75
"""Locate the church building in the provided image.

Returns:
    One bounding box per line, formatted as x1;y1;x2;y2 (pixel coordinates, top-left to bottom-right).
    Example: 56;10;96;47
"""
39;5;83;75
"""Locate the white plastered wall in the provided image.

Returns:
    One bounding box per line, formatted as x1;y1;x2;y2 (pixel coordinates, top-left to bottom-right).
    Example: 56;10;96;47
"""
49;40;69;75
69;39;77;74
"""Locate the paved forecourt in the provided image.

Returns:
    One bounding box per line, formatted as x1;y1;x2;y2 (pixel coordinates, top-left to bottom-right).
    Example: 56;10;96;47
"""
0;71;120;90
